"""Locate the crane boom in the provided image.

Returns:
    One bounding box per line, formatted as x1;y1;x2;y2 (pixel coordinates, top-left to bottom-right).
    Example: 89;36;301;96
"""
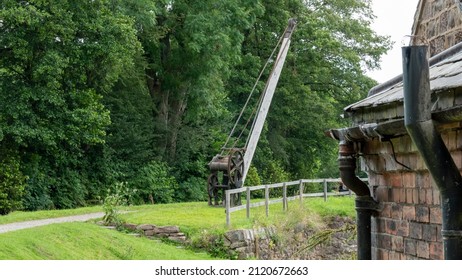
207;19;296;207
241;19;296;184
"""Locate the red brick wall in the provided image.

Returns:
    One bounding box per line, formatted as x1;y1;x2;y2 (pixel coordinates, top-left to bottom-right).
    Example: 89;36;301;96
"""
361;128;462;259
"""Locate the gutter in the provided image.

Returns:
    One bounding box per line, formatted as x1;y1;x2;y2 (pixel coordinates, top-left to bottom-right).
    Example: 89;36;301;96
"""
327;105;462;143
402;45;462;260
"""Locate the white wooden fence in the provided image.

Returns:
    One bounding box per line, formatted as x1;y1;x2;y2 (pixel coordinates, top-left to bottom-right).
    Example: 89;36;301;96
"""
225;178;367;226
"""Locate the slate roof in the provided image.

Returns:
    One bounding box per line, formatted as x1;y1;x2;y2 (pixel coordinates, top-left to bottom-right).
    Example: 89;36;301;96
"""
344;43;462;116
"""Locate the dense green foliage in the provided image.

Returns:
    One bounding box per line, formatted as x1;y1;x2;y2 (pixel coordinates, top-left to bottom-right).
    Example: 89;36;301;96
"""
0;0;390;213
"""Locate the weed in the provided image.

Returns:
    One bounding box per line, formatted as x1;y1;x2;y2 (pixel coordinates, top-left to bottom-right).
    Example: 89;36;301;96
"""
102;182;134;227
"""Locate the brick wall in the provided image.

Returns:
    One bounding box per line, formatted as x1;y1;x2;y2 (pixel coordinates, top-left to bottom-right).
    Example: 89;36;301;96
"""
413;0;462;56
361;128;462;259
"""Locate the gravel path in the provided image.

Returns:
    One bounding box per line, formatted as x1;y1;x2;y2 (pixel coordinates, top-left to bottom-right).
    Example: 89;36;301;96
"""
0;212;105;234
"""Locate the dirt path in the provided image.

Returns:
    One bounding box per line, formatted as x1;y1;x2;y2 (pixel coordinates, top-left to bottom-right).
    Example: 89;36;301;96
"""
0;212;105;234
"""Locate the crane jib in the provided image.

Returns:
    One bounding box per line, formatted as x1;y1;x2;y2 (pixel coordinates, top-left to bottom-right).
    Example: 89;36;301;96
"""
207;19;296;207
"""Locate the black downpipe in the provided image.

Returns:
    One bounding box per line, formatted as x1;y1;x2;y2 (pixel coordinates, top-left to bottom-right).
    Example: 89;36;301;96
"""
338;140;379;260
403;45;462;259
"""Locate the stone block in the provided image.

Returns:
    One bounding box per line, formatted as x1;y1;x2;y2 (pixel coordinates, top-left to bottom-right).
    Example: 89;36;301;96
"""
156;226;180;234
404;238;417;256
397;220;410;237
416;241;430;259
413;189;419;205
144;230;155;237
230;241;248;250
402;205;416;221
385;219;398;235
429;242;443;260
402;172;416;188
378;234;392;249
391;203;403;219
416;206;430;223
422;224;438;242
389;251;404;260
386;173;403;188
123;223;137;231
418;189;427;204
380;203;392;218
390;188;401;203
426;188;434;205
410;222;423;239
391;236;404;252
406;189;414;204
377;248;390;260
136;224;155;231
430;207;442;224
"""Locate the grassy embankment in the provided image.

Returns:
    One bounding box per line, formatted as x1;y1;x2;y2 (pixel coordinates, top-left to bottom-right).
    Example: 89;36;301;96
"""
0;196;355;260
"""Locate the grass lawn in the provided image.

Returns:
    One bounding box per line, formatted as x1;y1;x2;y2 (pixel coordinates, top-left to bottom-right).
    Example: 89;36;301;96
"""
120;196;355;236
0;222;218;260
0;196;355;260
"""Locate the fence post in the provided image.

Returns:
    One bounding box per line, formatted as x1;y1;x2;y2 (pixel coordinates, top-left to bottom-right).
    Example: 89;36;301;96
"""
299;179;304;203
283;183;287;211
265;185;269;217
246;187;251;219
226;190;231;226
323;179;328;202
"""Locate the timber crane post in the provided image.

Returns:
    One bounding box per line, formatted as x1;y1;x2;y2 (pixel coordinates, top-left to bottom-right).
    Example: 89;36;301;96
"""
207;19;296;207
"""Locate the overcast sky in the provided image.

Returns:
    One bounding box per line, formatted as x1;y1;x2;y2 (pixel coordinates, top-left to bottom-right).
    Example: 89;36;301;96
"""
367;0;420;83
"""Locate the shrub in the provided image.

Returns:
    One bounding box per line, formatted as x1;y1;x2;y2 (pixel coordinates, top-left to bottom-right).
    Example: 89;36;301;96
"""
0;154;26;215
101;182;133;226
262;160;290;184
131;161;178;204
245;166;261;187
175;177;208;202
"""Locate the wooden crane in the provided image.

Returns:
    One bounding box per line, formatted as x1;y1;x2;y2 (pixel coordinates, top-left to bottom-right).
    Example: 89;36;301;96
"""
207;19;296;206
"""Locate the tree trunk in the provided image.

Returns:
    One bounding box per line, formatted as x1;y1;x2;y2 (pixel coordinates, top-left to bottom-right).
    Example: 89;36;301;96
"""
166;89;188;161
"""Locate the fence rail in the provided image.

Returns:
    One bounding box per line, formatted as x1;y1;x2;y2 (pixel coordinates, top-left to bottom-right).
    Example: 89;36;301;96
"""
225;178;367;226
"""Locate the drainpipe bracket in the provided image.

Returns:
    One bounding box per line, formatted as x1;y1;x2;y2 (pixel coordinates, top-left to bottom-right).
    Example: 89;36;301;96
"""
442;230;462;238
355;196;381;213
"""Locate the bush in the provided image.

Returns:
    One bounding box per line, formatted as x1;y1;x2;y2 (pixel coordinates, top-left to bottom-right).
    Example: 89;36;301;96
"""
262;160;290;184
245;166;261;187
102;182;131;226
175;177;208;202
131;161;178;204
0;154;26;215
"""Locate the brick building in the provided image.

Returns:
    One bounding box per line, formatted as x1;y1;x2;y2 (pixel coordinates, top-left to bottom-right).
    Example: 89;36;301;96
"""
328;0;462;260
412;0;462;55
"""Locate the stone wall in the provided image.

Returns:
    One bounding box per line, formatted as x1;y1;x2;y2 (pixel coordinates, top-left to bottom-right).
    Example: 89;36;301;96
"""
413;0;462;56
360;128;462;259
122;223;186;243
223;228;276;259
222;218;357;260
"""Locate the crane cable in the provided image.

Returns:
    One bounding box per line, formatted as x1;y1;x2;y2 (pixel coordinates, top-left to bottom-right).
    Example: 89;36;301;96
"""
221;23;293;155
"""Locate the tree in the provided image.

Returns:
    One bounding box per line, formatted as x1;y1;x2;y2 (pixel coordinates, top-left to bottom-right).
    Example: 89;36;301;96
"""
226;0;391;180
0;0;140;210
0;0;391;211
